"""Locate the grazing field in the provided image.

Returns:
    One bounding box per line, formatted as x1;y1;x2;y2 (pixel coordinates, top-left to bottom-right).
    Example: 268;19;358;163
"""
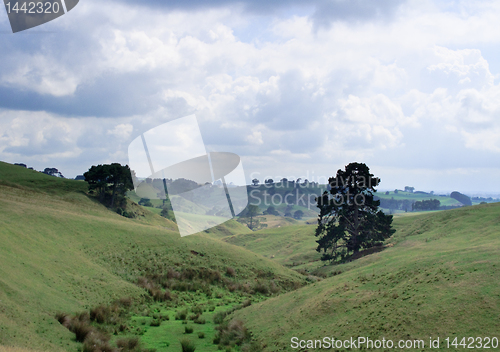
233;203;500;351
223;223;321;270
0;162;304;351
2;161;499;352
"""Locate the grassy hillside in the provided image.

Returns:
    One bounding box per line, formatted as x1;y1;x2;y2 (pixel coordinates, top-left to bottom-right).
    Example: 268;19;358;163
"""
377;190;461;206
223;223;320;270
233;203;500;351
0;162;305;351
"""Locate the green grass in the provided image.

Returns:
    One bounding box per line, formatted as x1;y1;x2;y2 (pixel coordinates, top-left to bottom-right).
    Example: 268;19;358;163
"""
223;224;320;269
0;162;304;351
377;190;462;207
0;162;88;196
233;203;500;351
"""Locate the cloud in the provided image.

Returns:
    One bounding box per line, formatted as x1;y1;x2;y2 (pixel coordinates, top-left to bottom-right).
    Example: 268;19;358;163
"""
2;0;500;191
310;0;407;30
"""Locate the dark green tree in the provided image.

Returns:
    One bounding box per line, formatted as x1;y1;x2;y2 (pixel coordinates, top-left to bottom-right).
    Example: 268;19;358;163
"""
263;206;279;216
315;162;395;262
138;198;153;207
293;210;304;219
84;163;134;208
238;204;260;230
450;191;472;206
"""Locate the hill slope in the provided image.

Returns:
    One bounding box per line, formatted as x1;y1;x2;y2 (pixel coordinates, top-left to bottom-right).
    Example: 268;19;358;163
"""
0;162;304;351
234;203;500;351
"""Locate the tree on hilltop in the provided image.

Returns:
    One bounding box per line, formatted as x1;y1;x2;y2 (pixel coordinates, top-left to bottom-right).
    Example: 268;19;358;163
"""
84;163;134;208
315;162;395;262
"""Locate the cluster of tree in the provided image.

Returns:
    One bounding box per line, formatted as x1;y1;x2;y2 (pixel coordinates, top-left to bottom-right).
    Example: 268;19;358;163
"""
84;164;134;208
404;186;415;193
252;178;321;188
377;197;413;212
412;199;440;211
315;163;395;262
43;167;65;178
450;191;472;206
472;196;499;203
293;209;304;219
263;206;279;216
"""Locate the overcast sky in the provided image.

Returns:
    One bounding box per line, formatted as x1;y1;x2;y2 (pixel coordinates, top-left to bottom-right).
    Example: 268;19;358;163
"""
1;0;500;194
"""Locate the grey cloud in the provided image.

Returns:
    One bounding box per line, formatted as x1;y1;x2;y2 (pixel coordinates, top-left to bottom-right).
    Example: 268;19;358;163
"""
111;0;405;25
310;0;406;29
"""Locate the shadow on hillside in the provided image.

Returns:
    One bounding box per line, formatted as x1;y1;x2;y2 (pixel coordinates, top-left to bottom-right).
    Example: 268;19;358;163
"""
348;244;391;261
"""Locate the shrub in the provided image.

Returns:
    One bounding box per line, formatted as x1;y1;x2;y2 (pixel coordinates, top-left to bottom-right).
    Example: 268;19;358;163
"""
241;341;263;352
191;305;203;315
116;337;140;351
185;326;194;334
253;281;269;295
213;311;226;324
180;338;196;352
71;321;93;342
194;316;206;325
198;332;205;339
226;267;236;277
241;300;251;308
215;319;251;348
90;305;110;324
175;309;188;320
150;319;161;327
82;331;112;352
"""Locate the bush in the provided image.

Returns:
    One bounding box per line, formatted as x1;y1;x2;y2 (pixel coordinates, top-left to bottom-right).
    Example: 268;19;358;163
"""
71;321;93;342
253;281;269;295
150;319;161;327
226;267;236;277
198;332;205;339
90;305;111;324
213;311;226;324
185;326;194;334
180;338;196;352
118;297;133;307
241;341;263;352
82;331;112;352
241;300;251;308
116;337;140;351
175;309;188;321
191;305;203;315
194;316;206;324
215;319;251;349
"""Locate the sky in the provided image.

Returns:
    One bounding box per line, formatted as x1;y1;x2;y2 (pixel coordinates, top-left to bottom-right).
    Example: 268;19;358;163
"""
1;0;500;195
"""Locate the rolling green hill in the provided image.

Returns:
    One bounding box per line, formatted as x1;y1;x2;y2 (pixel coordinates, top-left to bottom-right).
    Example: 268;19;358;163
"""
233;203;500;351
223;223;320;270
0;162;304;351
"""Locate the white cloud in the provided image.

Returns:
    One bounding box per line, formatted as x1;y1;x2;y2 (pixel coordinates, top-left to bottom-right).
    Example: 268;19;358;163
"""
2;0;500;190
